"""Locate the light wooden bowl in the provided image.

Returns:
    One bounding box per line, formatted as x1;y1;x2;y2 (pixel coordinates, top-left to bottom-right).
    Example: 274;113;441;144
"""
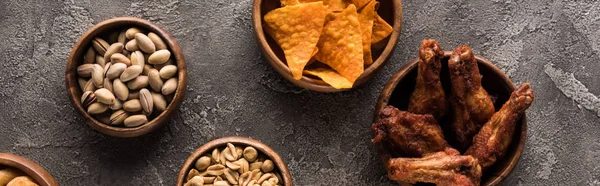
66;17;187;138
374;52;527;186
252;0;402;92
176;136;293;186
0;153;58;186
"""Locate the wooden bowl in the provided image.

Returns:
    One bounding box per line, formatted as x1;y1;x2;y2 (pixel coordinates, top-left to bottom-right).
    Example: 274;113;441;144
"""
374;52;527;186
0;153;58;186
176;136;293;186
252;0;403;92
65;17;187;138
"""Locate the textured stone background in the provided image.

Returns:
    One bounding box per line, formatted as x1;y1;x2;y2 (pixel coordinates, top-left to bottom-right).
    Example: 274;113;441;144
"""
0;0;599;185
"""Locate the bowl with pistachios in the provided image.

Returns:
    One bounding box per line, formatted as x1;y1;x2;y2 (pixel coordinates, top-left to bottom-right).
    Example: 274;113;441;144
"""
0;153;58;186
66;17;187;137
177;137;292;186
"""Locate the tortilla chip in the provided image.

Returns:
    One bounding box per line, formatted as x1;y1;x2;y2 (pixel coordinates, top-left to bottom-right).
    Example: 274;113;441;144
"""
371;13;393;44
304;68;353;89
281;0;321;6
264;2;329;80
315;4;364;83
325;0;350;11
358;0;376;65
351;0;372;9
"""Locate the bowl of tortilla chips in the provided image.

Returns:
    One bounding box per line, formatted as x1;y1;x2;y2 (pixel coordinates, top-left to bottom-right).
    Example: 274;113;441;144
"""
253;0;402;92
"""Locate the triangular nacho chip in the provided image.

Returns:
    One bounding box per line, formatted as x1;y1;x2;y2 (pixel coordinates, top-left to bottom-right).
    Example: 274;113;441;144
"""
358;0;376;65
351;0;372;9
325;0;351;11
315;4;364;83
371;13;393;44
281;0;321;6
264;2;329;80
304;68;353;89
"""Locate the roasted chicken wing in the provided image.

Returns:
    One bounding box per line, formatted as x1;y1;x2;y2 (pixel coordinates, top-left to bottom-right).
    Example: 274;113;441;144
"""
372;106;449;157
448;45;495;150
408;39;448;120
466;83;534;169
387;148;482;186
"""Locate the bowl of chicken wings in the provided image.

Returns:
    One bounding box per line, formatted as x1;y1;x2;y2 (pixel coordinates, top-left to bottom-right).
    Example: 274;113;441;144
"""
372;40;535;186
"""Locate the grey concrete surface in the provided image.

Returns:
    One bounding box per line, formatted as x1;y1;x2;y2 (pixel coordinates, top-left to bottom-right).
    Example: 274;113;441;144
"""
0;0;599;185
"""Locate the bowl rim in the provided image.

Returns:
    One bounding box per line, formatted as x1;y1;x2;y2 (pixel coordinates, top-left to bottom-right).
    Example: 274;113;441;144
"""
252;0;403;92
374;51;527;186
176;136;293;186
65;16;188;138
0;153;58;186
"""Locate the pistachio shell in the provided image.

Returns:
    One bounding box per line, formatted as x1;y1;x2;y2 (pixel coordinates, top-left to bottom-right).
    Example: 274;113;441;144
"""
109;110;128;125
125;39;139;52
87;102;108;115
106;62;127;80
111;53;131;66
143;64;153;76
77;64;94;77
95;88;115;105
117;30;127;45
135;33;156;53
148;32;167;50
95;113;111;124
78;78;88;91
131;51;145;68
148;69;163;92
84;80;97;92
103;77;113;93
95;55;106;67
139;88;153;114
92;37;109;56
113;79;129;101
91;64;104;88
123;114;147;127
159;65;177;79
123;99;142;112
84;47;96;64
109;99;122;110
81;91;96;108
120;65;143;82
125;27;142;39
104;43;124;62
161;78;178;95
128;91;140;100
102;62;112;78
127;76;149;90
148;49;171;64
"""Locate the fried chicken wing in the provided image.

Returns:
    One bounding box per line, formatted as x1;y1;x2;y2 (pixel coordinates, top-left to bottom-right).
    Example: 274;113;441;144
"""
372;106;449;157
408;39;448;120
448;45;495;150
387;148;482;186
466;83;534;169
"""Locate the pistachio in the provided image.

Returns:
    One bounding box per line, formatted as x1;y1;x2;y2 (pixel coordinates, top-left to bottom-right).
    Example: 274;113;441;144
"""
223;168;238;185
131;51;145;68
84;47;96;64
109;99;122;110
148;49;171;64
109;110;128;125
128;91;140;100
243;147;258;162
122;49;131;57
125;27;142;39
184;176;204;186
195;156;212;171
225;161;241;171
106;62;127;80
154;58;174;70
260;160;274;173
78;78;88;91
102;62;112;77
214;180;230;186
95;88;115;105
123;99;142;112
139;88;153;114
227;143;239;160
187;169;201;181
81;91;97;108
120;65;143;82
87;102;108;115
159;65;177;79
143;64;153;75
148;69;163;92
161;78;178;95
249;162;262;171
77;64;94;77
104;43;124;62
84;80;97;92
96;55;106;67
92;37;109;56
125;39;139;51
203;176;216;184
148;32;167;50
92;64;104;88
152;92;167;112
95;113;111;124
257;173;273;184
113;79;129;101
103;77;113;93
135;33;156;53
111;53;131;66
117;30;127;45
127;75;149;90
212;148;221;164
206;164;226;176
123;114;147;127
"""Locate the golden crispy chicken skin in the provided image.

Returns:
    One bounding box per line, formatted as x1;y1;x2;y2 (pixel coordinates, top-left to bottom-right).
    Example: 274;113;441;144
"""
408;39;448;120
387;148;482;186
448;45;495;150
372;106;449;157
466;83;534;169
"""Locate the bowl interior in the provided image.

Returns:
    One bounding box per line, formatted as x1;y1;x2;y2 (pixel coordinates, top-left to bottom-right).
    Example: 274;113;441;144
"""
0;153;58;186
176;137;292;186
255;0;402;91
375;52;526;186
66;17;187;137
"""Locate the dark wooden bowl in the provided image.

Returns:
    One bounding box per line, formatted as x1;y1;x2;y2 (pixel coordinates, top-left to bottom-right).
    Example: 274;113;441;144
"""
65;17;187;138
374;52;527;186
176;136;293;186
0;153;58;186
252;0;403;92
